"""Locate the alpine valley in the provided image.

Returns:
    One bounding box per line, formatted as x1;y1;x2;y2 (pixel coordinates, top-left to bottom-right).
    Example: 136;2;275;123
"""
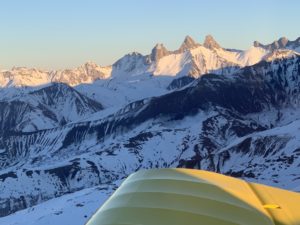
1;35;300;225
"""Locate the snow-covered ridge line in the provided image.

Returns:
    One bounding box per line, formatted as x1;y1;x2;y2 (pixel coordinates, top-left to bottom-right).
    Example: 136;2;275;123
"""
1;35;300;87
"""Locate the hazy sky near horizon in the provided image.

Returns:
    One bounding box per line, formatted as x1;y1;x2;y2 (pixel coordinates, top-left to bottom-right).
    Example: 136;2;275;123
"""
1;0;300;70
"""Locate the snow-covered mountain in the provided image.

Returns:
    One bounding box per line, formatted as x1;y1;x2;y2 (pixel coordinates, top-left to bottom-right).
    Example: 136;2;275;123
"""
0;83;103;132
1;35;299;111
1;35;300;224
0;62;111;87
2;35;299;89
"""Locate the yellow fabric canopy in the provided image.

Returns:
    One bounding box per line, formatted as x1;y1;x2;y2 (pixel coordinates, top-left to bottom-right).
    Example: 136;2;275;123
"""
86;168;300;225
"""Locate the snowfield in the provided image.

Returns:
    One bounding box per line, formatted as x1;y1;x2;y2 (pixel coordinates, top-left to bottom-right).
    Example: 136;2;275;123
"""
0;185;117;225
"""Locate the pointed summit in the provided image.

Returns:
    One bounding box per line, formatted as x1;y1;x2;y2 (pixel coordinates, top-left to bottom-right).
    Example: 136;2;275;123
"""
150;43;169;62
203;35;221;49
253;41;262;48
178;35;200;52
183;35;198;47
278;37;289;47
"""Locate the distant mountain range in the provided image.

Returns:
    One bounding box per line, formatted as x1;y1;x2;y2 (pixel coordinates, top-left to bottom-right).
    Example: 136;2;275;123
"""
1;35;300;224
1;35;300;87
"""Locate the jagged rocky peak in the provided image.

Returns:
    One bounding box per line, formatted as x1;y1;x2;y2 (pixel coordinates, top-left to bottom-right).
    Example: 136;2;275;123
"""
203;34;221;49
112;51;149;74
81;61;107;74
113;52;145;67
253;36;300;51
270;37;289;49
178;35;200;52
123;51;145;59
83;61;100;69
150;43;169;62
278;37;289;46
253;40;261;48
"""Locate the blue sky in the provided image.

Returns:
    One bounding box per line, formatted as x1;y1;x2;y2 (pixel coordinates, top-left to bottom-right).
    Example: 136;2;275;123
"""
0;0;300;69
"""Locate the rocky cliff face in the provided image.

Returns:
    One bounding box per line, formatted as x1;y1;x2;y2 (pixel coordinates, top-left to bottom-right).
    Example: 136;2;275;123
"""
150;43;170;62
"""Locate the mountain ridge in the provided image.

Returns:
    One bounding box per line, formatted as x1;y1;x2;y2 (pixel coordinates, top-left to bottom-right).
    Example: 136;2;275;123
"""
1;35;299;88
